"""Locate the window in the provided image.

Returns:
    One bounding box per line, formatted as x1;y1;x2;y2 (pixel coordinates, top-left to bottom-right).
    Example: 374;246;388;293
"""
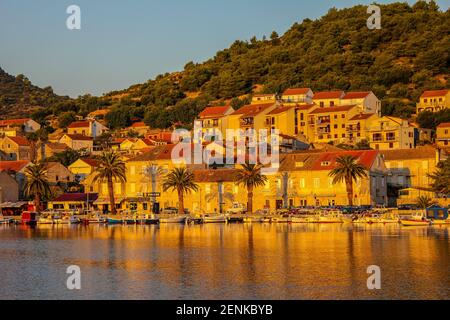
341;114;345;118
342;134;346;138
330;101;335;107
299;178;306;188
295;162;304;168
389;143;394;149
320;102;324;107
313;178;320;189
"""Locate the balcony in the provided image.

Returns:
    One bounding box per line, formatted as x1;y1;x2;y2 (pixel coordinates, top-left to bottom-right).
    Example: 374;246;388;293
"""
346;125;361;132
240;118;254;128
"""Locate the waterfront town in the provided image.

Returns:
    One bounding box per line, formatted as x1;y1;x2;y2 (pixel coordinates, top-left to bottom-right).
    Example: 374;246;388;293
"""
0;88;449;224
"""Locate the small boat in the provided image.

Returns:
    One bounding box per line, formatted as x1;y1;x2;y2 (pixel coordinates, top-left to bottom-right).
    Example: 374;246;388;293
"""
159;216;186;224
123;216;137;225
202;215;228;224
400;214;430;227
37;213;54;225
431;219;450;226
289;216;307;223
20;211;38;226
0;214;13;225
308;211;344;224
107;217;124;224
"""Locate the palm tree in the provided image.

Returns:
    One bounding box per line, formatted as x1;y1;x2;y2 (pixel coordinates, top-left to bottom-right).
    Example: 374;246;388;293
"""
163;167;198;215
235;164;268;214
416;196;435;210
23;163;51;213
329;155;368;206
92;152;126;215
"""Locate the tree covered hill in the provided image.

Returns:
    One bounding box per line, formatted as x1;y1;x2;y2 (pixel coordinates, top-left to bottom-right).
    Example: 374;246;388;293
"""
1;1;449;128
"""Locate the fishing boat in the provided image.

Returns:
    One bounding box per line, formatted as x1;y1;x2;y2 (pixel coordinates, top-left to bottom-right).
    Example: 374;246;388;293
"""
400;214;430;227
123;216;137;225
20;211;38;226
202;215;228;224
37;213;54;225
81;213;104;225
0;214;13;225
107;217;124;224
307;210;344;224
289;216;307;223
159;216;186;224
430;219;450;226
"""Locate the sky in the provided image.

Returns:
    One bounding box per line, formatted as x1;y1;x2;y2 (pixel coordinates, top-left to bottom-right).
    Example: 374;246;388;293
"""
0;0;449;97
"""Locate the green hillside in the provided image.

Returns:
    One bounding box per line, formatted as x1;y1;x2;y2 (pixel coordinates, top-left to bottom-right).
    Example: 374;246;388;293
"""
1;1;449;128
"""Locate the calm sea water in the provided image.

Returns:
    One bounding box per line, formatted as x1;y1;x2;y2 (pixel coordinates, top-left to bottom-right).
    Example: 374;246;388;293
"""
0;223;448;300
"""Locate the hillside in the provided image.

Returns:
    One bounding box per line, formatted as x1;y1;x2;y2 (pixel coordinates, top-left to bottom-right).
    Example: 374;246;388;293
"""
1;1;449;127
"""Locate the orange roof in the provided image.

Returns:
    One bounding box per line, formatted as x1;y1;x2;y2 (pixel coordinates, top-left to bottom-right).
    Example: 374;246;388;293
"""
350;113;376;121
79;158;100;167
193;169;238;183
8;136;30;146
199;106;231;119
283;88;310;96
64;134;93;141
313;91;344;100
130;122;147;128
309;105;356;114
0;160;30;172
342;92;371;100
421;90;449;98
437;122;450;128
68;121;90;129
267;105;295;115
0;118;32;126
231;103;275;117
311;150;379;171
296;104;317;111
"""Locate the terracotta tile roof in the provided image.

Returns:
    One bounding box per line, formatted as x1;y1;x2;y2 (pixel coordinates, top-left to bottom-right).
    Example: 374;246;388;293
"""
46;142;69;150
199;106;232;119
80;158;100;167
64;134;93;141
296;104;317;111
0;118;32;127
313;91;344;100
52;193;98;202
130;122;147;128
342;92;371;100
380;146;436;161
231;103;275;117
267;105;295;115
193;169;238;183
421;90;449;98
349;113;376;121
437;122;450;128
282;88;311;96
8;136;30;146
68;121;90;128
0;160;30;172
309;105;356;114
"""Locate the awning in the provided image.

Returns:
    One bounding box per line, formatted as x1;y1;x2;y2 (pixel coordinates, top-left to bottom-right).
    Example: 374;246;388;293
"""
0;201;28;208
94;197;125;205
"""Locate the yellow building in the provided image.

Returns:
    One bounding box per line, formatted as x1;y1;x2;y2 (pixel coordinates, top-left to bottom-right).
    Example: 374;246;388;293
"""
296;104;318;140
312;91;345;108
346;113;378;145
59;134;94;152
0;136;31;161
416;89;450;114
118;138;153;155
264;105;297;136
227;103;278;133
251;94;276;104
68;158;100;181
367;116;415;150
436;123;450;148
281;88;313;105
0;118;41;137
307;105;359;144
195;105;235;139
67;120;109;138
341;91;381;116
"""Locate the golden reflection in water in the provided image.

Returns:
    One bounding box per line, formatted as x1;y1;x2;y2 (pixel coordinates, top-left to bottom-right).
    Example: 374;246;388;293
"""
0;224;448;299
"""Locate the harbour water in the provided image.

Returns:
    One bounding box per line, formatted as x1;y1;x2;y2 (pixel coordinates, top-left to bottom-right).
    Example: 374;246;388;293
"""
0;223;448;300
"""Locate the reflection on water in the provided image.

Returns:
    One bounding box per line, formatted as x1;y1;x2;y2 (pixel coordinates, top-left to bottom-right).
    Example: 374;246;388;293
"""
0;224;448;300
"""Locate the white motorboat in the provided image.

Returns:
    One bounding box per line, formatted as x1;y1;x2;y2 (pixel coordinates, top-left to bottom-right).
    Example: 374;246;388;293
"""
202;215;228;223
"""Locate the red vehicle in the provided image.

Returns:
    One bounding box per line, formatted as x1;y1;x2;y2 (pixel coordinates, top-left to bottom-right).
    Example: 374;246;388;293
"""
20;211;38;226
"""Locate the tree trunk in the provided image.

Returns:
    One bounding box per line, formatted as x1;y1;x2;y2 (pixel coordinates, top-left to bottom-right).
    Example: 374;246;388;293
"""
30;141;37;163
107;177;117;215
247;185;253;214
346;175;354;207
178;187;184;215
34;193;41;213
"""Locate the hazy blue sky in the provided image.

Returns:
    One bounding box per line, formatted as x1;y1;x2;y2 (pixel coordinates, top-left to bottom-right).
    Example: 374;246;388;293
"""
0;0;448;97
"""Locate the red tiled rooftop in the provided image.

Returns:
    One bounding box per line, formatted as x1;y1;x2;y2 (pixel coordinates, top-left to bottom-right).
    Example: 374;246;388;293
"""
267;105;296;115
350;113;376;121
231;103;275;117
437;122;450;128
421;90;449;98
199;106;232;119
131;122;147;128
283;88;311;96
8;136;30;146
0;118;32;127
342;92;371;100
63;134;93;141
0;160;30;172
68;121;90;128
311;150;379;171
309;105;356;114
52;193;98;202
80;158;100;167
313;91;345;100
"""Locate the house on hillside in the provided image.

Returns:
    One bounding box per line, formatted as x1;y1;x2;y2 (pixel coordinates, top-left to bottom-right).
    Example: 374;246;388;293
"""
67;120;108;138
0;118;41;137
0;136;31;160
59;134;93;152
